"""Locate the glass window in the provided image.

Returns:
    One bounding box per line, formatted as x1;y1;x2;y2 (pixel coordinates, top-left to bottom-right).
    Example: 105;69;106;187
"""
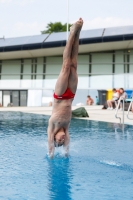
45;57;62;89
78;75;89;89
44;75;58;89
114;51;124;88
77;55;89;74
77;55;89;89
46;57;62;75
31;58;37;80
1;60;21;88
90;74;113;89
34;57;44;88
20;59;24;80
90;53;112;88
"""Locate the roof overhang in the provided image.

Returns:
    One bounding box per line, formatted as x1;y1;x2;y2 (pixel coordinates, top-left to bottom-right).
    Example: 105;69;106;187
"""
0;40;133;60
1;25;133;60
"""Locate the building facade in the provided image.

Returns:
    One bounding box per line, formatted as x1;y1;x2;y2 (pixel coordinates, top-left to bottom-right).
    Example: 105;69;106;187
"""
0;26;133;106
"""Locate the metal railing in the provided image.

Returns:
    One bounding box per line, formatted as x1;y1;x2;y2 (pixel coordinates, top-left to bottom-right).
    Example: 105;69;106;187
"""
127;98;133;120
115;97;124;124
115;97;133;127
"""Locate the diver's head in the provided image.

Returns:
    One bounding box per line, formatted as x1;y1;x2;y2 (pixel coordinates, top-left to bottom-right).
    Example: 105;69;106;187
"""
54;128;65;147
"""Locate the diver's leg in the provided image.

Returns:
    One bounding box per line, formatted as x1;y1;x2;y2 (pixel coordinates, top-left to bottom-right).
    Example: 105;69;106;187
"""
68;18;83;94
54;20;81;96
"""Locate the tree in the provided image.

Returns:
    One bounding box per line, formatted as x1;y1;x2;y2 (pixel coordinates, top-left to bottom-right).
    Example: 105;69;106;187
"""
41;22;72;34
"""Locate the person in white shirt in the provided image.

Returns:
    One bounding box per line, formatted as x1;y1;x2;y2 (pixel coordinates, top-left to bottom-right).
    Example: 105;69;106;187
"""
107;88;120;110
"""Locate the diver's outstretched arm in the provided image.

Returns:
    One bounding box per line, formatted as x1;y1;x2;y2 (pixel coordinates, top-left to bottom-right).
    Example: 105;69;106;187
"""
63;131;70;156
47;127;55;158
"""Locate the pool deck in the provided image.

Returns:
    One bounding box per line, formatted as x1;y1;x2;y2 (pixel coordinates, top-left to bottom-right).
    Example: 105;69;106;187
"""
0;106;133;125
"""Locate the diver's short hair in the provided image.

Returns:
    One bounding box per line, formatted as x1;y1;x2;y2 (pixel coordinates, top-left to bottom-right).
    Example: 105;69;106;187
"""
54;140;64;147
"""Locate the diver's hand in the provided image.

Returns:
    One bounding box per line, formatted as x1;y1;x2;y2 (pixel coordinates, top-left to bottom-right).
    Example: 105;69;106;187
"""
48;152;54;159
64;152;69;158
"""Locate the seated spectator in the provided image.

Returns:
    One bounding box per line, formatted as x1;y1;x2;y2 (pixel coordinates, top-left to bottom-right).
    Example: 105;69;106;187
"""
95;96;99;105
107;88;120;110
48;101;52;107
86;95;94;105
117;88;127;111
0;103;2;107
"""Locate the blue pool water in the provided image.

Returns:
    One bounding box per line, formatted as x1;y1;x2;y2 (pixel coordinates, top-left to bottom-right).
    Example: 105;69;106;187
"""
0;112;133;200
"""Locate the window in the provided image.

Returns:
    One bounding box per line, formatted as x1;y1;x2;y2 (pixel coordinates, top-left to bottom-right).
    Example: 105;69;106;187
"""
20;59;24;79
43;57;46;79
127;53;130;73
31;58;37;79
90;53;112;89
112;53;115;73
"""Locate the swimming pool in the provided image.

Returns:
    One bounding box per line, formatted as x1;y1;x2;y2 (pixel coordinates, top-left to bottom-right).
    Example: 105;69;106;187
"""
0;112;133;200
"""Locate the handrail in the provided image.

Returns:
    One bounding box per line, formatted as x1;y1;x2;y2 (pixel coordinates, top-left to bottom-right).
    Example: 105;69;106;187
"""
127;98;133;120
115;97;124;124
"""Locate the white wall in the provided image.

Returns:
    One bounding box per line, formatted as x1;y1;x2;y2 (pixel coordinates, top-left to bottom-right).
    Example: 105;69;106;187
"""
27;90;42;106
72;89;89;105
0;91;2;104
42;89;53;106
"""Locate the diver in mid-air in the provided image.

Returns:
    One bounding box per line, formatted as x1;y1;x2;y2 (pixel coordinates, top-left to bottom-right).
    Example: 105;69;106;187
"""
47;18;83;158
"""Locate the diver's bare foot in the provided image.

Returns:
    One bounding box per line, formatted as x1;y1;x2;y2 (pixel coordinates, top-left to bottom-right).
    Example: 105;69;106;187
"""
70;18;83;34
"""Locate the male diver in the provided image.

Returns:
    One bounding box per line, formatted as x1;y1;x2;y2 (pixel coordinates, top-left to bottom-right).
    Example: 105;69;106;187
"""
47;18;83;158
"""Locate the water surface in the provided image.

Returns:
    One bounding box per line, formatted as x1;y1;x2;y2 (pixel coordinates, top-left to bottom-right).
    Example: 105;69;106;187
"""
0;112;133;200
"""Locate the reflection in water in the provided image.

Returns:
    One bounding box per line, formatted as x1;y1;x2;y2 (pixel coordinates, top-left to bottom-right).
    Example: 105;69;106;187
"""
113;123;133;140
113;123;126;134
47;157;72;200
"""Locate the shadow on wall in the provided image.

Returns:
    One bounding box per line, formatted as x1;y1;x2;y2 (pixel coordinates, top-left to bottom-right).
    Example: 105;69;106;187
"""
72;89;98;106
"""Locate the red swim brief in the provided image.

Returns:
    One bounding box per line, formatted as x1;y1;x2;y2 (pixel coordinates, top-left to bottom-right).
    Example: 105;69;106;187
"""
53;88;75;100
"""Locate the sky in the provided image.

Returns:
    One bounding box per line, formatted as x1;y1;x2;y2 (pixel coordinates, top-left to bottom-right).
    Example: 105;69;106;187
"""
0;0;133;38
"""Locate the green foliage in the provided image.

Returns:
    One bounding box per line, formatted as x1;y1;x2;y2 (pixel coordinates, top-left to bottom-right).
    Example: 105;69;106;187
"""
41;22;72;34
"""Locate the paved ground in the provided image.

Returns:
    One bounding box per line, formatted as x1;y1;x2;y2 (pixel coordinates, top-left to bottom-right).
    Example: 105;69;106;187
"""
1;106;133;125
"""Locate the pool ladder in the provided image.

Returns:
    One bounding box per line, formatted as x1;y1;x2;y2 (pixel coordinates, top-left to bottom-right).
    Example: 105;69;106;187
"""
127;97;133;120
115;97;124;124
115;97;133;124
